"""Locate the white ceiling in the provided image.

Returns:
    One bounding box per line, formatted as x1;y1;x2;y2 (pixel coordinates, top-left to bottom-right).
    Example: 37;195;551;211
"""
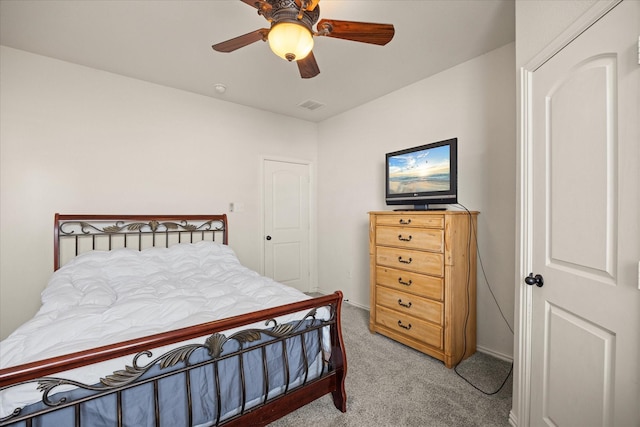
0;0;515;122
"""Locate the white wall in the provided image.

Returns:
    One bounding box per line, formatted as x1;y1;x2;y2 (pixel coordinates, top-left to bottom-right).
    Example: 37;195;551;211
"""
316;43;517;359
1;42;518;361
0;46;318;339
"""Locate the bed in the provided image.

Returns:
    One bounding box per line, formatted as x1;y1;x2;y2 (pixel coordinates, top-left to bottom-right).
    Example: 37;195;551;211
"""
0;214;347;426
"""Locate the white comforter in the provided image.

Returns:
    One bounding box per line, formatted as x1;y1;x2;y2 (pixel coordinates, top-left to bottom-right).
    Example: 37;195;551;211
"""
0;241;321;417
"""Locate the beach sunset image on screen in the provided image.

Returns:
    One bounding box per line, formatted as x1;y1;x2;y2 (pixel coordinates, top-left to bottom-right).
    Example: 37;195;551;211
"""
388;145;451;194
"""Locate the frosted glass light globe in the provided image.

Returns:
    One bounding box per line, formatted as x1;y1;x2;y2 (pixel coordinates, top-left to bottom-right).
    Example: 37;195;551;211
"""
268;22;314;62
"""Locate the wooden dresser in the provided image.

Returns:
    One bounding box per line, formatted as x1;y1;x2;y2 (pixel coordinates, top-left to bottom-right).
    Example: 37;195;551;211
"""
369;210;478;368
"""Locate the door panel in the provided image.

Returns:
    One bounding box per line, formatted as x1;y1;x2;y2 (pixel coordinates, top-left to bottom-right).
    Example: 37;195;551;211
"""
542;303;615;426
529;2;639;425
547;57;616;281
272;242;301;283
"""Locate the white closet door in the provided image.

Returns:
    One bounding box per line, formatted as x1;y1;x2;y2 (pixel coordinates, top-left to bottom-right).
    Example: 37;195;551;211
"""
527;2;639;425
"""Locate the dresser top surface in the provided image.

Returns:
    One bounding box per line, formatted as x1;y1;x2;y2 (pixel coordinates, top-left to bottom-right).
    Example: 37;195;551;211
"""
369;210;478;216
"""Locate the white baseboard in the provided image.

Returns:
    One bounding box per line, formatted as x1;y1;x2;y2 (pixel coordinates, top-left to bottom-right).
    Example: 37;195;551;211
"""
313;290;371;311
476;345;513;363
342;299;368;310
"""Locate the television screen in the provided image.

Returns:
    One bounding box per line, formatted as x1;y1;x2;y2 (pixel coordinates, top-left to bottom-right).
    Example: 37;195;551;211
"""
385;138;457;210
388;144;452;194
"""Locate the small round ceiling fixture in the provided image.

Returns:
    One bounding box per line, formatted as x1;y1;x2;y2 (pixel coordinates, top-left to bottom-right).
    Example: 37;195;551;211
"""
214;83;227;94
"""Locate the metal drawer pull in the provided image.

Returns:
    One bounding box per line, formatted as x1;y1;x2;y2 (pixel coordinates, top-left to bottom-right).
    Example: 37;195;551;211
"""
397;234;412;242
398;256;412;264
397;320;412;330
398;278;412;286
398;299;412;308
399;218;411;225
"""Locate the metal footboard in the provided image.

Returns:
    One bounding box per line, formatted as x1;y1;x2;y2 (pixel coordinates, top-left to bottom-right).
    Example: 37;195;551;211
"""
0;293;345;427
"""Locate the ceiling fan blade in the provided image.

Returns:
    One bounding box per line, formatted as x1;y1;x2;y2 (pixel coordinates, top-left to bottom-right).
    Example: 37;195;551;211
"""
212;29;269;53
316;19;395;45
297;51;320;79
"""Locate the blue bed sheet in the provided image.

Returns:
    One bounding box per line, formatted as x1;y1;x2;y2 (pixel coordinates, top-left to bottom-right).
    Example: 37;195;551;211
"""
4;320;324;427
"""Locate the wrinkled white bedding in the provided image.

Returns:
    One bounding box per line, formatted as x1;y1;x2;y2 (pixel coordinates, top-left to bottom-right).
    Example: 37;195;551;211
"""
0;241;324;417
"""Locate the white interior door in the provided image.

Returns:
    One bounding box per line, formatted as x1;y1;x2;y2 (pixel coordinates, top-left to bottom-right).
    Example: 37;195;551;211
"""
528;2;639;425
263;159;310;292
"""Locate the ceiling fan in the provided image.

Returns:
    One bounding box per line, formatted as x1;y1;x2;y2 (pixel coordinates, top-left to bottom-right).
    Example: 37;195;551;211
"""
212;0;395;79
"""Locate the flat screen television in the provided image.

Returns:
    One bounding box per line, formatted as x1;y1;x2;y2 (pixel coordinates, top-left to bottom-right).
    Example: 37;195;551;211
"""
385;137;458;210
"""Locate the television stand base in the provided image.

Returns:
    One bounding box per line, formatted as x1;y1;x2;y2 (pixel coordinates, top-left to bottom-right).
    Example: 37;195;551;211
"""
394;208;447;211
394;204;448;211
394;208;447;212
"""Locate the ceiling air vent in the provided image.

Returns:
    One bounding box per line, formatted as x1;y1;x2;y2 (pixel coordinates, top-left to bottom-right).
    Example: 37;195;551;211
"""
298;99;325;111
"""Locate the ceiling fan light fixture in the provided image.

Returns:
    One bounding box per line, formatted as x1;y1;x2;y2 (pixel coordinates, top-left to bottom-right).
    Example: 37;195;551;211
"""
267;22;314;62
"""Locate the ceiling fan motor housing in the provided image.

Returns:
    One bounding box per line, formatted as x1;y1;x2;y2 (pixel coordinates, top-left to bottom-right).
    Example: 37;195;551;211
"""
267;0;320;31
265;0;320;61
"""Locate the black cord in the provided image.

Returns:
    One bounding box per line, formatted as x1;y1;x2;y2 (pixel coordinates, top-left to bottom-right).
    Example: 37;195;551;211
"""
461;203;514;334
452;203;513;395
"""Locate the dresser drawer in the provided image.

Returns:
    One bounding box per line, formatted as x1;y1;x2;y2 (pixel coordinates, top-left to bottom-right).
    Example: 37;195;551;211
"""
376;266;444;301
375;305;443;350
376;246;444;277
376;226;444;252
376;286;443;325
375;214;444;229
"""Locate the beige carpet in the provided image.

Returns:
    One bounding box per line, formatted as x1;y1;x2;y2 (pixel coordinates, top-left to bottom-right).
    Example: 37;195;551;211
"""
269;302;513;427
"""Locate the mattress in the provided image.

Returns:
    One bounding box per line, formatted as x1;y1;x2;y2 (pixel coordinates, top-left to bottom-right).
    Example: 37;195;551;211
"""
0;241;328;419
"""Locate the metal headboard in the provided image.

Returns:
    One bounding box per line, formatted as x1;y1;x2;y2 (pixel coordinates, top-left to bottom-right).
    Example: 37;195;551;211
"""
54;214;228;271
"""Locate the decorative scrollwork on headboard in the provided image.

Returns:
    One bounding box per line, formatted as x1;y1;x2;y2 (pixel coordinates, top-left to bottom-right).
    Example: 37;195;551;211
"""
59;219;223;236
54;214;228;270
